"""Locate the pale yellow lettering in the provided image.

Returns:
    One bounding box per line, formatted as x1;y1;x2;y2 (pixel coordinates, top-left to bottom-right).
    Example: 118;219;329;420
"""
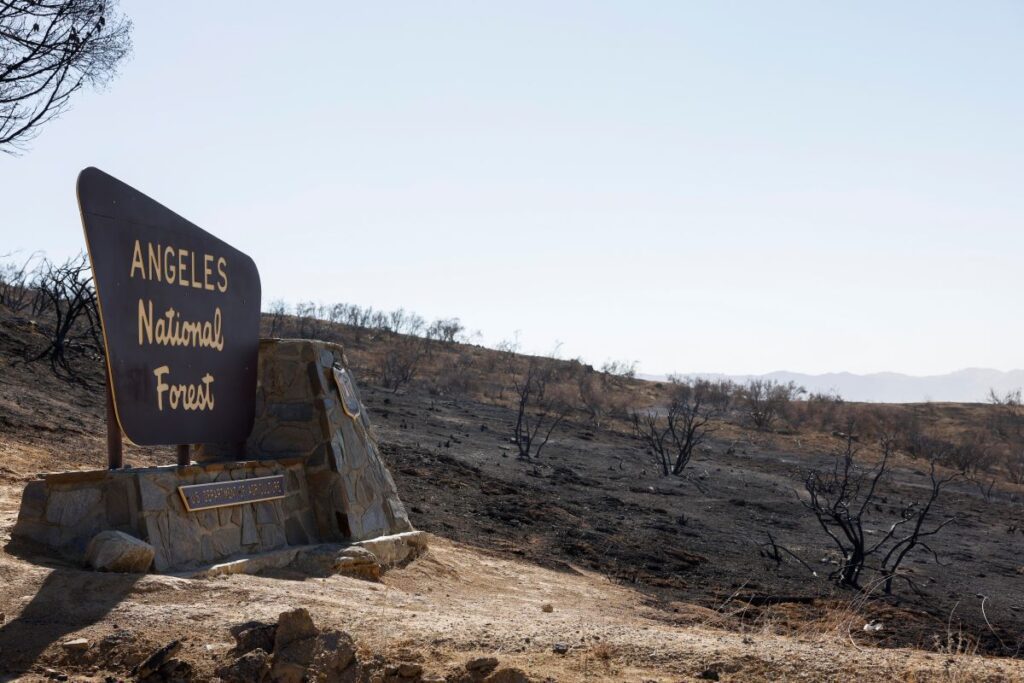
152;366;215;412
177;248;188;288
216;257;228;292
164;246;176;283
129;240;144;279
147;242;162;282
203;254;214;291
154;365;170;411
138;299;153;345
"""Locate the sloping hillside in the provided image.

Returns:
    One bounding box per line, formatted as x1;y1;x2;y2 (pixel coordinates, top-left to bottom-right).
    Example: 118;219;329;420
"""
1;303;1024;680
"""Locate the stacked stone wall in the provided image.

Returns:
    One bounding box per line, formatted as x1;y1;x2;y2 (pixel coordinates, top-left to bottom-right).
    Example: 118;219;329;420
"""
13;471;139;557
13;460;317;571
137;459;316;570
247;339;412;541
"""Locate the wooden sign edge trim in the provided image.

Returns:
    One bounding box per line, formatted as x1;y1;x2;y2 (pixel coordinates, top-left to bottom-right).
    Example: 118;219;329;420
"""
176;474;287;512
77;168;126;440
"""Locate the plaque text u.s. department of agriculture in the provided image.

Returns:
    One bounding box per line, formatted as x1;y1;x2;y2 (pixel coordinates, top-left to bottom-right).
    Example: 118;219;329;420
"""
178;475;286;512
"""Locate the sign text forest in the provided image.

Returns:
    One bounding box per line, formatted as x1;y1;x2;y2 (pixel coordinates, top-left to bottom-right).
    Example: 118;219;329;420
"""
78;168;261;446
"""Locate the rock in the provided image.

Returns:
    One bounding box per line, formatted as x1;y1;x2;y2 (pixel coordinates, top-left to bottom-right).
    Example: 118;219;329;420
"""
311;629;358;678
291;545;342;577
61;638;89;654
275;608;318;645
132;640;182;680
217;649;271;683
355;531;427;567
270;656;309;683
260;608;364;682
272;608;319;683
485;669;531;683
155;658;193;683
552;643;569;655
335;546;383;581
230;620;276;655
697;670;720;681
98;629;135;651
291;545;382;580
396;662;422;678
466;657;499;676
540;604;553;613
85;531;155;573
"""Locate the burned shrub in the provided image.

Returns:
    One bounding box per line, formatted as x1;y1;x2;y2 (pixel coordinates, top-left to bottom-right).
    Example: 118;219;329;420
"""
430;348;477;396
24;253;103;383
631;378;721;477
294;301;331;341
378;336;426;393
0;252;40;313
265;299;289;338
509;354;573;460
576;364;631;428
802;432;957;594
740;379;804;431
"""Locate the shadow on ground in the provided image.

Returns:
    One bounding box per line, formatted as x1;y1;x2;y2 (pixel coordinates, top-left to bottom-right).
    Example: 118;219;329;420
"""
0;568;140;677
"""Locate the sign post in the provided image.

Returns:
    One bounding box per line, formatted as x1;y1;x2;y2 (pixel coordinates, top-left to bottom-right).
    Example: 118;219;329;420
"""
105;374;122;469
177;445;190;469
77;167;261;463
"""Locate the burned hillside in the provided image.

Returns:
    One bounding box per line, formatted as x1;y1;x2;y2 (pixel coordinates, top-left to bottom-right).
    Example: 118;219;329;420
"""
3;287;1024;667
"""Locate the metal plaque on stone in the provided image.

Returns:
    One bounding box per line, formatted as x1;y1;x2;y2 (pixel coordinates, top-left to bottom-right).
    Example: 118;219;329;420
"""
178;475;286;512
332;365;362;419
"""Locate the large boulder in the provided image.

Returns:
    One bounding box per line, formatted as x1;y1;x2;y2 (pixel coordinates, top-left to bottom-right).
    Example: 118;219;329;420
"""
334;547;383;581
266;608;360;683
355;531;428;567
271;608;319;683
85;531;155;573
291;545;382;581
311;629;357;679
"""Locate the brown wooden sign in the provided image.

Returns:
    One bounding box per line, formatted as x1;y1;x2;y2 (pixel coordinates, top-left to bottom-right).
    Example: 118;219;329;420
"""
78;167;261;446
178;475;286;512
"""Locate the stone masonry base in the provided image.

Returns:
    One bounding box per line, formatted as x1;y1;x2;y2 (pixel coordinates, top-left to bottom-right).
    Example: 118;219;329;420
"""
10;338;418;573
12;460;317;572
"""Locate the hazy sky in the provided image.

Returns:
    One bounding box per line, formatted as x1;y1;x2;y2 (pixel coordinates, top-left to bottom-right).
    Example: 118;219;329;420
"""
1;2;1022;377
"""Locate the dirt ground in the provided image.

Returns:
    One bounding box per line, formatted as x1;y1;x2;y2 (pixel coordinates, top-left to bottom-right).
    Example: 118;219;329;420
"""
3;528;1024;682
2;310;1024;680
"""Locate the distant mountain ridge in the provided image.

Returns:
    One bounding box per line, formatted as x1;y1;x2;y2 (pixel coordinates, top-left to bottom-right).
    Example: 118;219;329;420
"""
639;368;1024;404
